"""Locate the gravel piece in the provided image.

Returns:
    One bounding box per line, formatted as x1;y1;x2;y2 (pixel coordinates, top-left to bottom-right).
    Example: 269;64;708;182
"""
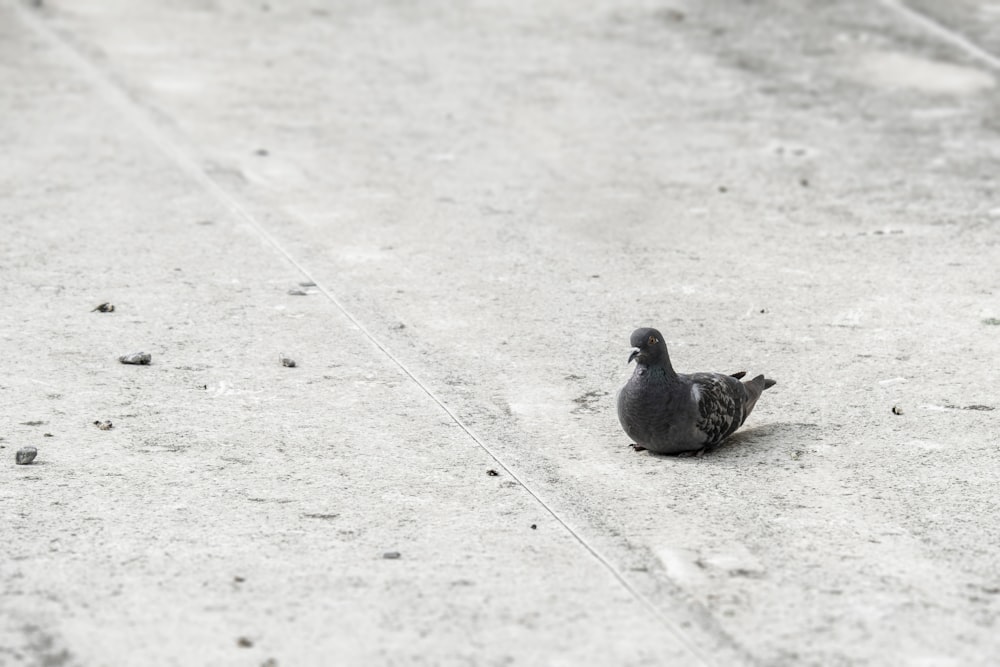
16;447;37;465
280;355;296;368
382;551;401;559
91;302;115;312
94;420;114;430
119;352;151;365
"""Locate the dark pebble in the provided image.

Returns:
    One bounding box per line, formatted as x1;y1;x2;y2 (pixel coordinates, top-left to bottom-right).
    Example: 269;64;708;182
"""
119;352;151;365
237;637;253;648
383;551;401;559
892;406;903;415
530;524;537;530
280;356;296;368
92;302;115;313
16;447;37;465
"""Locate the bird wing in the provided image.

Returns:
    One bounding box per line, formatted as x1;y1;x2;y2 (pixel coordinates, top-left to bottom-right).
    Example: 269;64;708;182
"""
690;373;744;445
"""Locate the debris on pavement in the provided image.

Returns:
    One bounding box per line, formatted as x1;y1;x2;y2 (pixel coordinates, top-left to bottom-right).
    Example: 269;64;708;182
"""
530;524;537;530
119;352;151;365
237;637;253;648
382;551;401;559
91;302;115;312
16;447;37;465
298;281;316;287
892;406;904;415
280;355;296;368
486;469;499;477
287;288;308;296
94;420;114;430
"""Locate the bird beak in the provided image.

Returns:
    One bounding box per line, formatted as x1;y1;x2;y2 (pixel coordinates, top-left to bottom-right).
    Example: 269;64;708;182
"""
628;348;639;364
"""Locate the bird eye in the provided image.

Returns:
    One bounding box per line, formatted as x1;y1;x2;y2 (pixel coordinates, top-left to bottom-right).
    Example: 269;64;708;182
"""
648;336;657;345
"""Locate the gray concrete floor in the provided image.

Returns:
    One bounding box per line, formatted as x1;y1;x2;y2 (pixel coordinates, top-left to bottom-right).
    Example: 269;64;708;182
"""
2;0;999;665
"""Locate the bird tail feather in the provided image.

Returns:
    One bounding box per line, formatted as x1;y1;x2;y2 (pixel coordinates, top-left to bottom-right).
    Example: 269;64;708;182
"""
740;375;774;423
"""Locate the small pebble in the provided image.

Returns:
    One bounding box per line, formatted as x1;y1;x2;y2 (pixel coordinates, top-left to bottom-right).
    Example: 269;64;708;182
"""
298;281;316;287
16;447;37;465
280;355;296;368
382;551;401;559
486;469;499;477
287;288;308;296
91;302;115;313
237;637;253;648
234;576;246;583
892;406;904;415
94;420;113;430
119;352;151;365
530;524;537;530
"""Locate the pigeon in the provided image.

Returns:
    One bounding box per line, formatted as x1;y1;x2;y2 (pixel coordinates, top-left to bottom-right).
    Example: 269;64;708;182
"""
617;327;775;455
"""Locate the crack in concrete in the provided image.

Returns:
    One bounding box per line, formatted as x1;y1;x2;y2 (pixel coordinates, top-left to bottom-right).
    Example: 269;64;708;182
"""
882;0;1000;71
9;2;726;663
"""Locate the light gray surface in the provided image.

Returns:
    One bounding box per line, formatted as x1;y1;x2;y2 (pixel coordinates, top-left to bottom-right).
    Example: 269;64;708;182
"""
2;0;999;665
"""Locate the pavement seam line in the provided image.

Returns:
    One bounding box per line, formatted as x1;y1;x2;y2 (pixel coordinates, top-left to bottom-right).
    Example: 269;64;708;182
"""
12;3;722;664
881;0;1000;71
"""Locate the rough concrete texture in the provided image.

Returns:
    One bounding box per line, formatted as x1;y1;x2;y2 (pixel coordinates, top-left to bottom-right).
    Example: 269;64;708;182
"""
2;0;999;665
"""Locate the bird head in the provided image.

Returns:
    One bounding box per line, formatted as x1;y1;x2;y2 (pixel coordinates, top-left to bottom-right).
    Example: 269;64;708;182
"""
628;327;668;365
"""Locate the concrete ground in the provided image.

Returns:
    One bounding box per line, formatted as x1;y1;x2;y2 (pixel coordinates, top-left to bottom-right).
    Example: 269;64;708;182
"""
2;0;999;665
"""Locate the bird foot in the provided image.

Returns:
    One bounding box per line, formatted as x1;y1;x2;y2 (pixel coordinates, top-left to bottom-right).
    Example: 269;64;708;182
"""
629;443;647;452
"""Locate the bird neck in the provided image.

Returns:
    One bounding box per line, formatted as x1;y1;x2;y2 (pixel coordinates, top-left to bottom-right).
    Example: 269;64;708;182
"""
639;357;678;381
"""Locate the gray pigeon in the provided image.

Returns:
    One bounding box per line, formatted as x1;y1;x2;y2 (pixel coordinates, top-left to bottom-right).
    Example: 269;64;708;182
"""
617;327;775;455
